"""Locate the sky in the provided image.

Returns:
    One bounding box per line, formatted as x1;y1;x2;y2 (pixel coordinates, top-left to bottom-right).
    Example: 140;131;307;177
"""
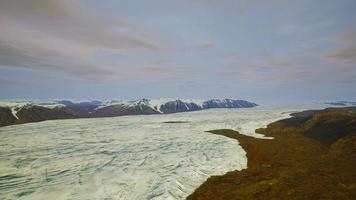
0;0;355;103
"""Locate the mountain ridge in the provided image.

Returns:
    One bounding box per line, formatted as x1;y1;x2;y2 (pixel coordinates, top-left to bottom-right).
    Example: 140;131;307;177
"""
0;98;258;127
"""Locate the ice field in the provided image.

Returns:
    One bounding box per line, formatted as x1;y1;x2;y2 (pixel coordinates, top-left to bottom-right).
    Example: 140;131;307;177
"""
0;104;327;200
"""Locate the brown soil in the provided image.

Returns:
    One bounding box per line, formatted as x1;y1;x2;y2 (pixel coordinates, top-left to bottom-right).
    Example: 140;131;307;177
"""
187;107;356;200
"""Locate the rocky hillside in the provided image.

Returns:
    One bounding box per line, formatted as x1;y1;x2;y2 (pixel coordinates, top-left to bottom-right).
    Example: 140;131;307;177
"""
0;98;257;127
0;107;17;127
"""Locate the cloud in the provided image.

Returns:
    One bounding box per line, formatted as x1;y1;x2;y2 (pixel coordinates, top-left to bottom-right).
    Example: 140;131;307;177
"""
260;53;294;67
0;77;27;86
221;48;356;86
328;46;356;61
0;0;162;80
276;25;298;35
198;42;216;50
225;51;294;69
0;40;114;80
0;0;160;50
326;31;356;62
220;28;356;86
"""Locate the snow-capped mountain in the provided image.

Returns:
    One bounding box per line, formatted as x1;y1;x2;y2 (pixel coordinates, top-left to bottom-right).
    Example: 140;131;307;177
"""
0;98;258;127
202;99;258;109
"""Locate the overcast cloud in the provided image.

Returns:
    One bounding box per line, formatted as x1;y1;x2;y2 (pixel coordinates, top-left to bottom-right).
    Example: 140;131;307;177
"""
0;0;355;102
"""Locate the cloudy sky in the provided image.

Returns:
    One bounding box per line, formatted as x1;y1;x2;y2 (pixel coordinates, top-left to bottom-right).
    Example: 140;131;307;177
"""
0;0;355;103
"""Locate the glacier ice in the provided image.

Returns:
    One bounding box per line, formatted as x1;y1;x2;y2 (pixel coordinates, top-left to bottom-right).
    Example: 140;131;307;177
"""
0;104;327;200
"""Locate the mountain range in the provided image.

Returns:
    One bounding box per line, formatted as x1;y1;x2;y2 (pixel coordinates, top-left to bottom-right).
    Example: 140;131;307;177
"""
0;98;258;127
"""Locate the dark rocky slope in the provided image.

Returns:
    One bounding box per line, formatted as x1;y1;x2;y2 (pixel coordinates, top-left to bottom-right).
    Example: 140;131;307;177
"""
15;105;77;124
187;107;356;200
0;107;17;127
159;100;202;113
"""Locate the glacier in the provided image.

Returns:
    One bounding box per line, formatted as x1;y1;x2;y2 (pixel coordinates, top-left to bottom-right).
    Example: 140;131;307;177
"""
0;104;327;200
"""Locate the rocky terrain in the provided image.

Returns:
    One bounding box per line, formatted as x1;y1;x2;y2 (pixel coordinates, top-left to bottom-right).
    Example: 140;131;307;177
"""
0;98;257;127
325;101;356;106
187;107;356;200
